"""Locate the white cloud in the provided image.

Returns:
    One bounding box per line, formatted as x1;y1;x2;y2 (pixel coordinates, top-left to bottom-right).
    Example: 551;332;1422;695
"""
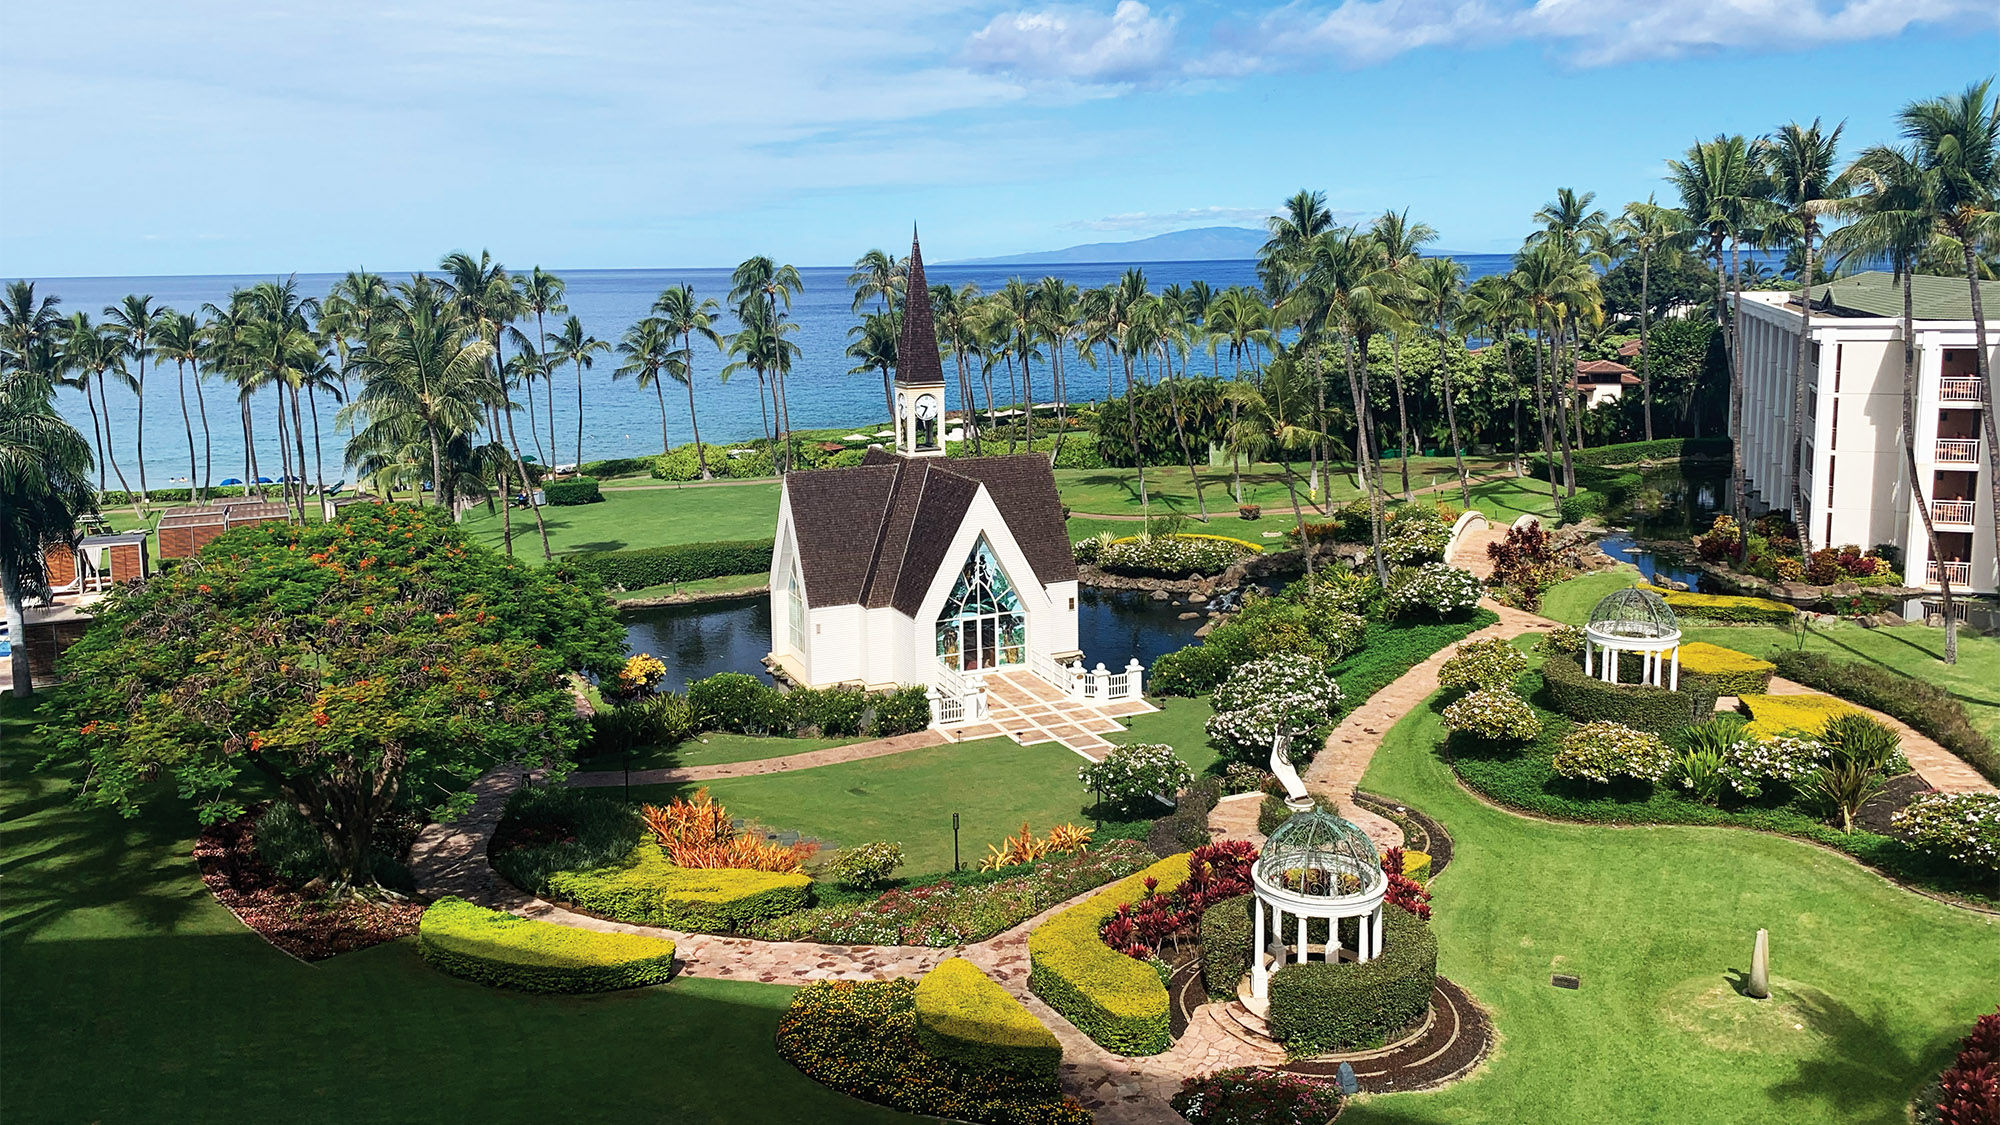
1068;206;1277;231
963;1;1180;84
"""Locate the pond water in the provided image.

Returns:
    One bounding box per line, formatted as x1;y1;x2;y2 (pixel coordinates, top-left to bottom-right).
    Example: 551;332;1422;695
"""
1612;464;1734;541
620;585;1215;690
1595;532;1710;591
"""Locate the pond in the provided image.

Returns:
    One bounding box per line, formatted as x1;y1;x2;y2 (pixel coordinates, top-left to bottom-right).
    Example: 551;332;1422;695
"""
1595;532;1710;591
620;585;1216;691
1611;463;1733;541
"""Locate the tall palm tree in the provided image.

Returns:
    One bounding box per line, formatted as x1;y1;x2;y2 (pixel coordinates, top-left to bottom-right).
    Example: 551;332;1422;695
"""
63;314;138;509
2;364;95;695
1764;119;1848;558
846;310;900;438
615;318;678;464
1464;274;1527;473
1612;197;1693;441
1259;190;1335;295
320;270;391;406
1835;144;1958;662
1222;368;1327;573
1034;278;1082;467
1900;80;2000;576
652;285;723;478
993;278;1042;451
933;282;985;453
519;266;568;463
1415;256;1473;506
0;282;64;376
440;251;549;557
1371;209;1437;499
546;315;608;470
200;295;264;500
351;283;492;517
722;306;801;474
847;250;905;419
150;312;208;501
237;279;323;522
730;257;804;473
1204;286;1276;503
104;294;163;507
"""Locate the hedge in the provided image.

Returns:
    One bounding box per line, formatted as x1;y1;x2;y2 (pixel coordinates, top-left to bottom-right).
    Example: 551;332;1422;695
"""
1026;852;1192;1055
1541;653;1716;736
544;844;810;931
1266;904;1437;1054
543;476;602;506
1676;641;1775;697
1740;693;1859;739
578;457;651;478
1771;650;2000;785
1651;587;1796;624
99;485;252;504
914;958;1064;1087
1558;490;1608;524
563;539;774;590
1534;437;1731;471
416;896;677;993
1199;894;1254;1000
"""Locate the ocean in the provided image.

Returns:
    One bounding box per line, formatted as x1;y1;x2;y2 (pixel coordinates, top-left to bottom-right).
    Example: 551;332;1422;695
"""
23;254;1517;487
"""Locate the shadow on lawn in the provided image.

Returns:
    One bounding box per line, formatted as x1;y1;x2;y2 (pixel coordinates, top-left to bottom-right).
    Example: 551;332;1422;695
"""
1767;989;1961;1122
1809;624;2000;715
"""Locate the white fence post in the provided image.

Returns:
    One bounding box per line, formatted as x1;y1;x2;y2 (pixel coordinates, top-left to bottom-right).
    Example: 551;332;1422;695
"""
1124;657;1144;699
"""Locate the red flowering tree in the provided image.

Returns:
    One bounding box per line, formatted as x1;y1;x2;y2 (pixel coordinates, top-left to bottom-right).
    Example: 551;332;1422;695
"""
47;503;623;888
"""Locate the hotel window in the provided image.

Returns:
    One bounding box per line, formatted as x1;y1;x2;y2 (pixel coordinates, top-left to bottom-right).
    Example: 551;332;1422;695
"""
1829;399;1839;448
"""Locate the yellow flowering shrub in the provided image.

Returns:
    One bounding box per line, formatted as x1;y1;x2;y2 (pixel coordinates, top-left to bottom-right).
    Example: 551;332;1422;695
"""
417;896;676;993
1026;852;1191;1056
914;957;1063;1085
1740;693;1861;739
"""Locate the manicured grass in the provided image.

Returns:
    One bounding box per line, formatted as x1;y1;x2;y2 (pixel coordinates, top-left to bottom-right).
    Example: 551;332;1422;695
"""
1465;476;1566;523
1052;457;1512;518
613;572;768;603
1348;695;2000;1125
458;481;782;556
629;737;1115;873
577;732;865;774
1540;564;1647;626
0;698;902;1124
1108;695;1222;777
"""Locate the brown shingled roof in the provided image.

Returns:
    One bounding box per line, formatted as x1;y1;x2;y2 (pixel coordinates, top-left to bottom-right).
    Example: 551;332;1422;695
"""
1575;358;1635;377
788;449;1075;616
895;228;945;388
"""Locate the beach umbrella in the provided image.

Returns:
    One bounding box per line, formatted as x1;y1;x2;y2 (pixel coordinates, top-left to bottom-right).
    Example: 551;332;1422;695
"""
521;454;538;464
220;478;242;486
255;476;273;484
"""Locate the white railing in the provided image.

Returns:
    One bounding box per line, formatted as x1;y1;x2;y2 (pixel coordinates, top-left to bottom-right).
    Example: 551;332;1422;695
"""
1029;649;1083;698
929;661;987;727
1939;377;1985;403
1933;500;1977;526
1936;439;1980;465
1083;658;1146;702
1928;560;1973;586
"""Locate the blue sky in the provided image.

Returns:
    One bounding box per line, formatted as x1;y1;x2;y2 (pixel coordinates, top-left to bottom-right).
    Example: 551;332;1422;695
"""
3;0;1992;277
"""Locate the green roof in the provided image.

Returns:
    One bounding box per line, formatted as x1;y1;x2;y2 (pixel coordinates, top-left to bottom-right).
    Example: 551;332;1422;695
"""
1806;271;2000;322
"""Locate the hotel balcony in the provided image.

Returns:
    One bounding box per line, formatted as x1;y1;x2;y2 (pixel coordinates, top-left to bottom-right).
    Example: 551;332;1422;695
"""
1938;377;1985;405
1935;438;1981;465
1928;559;1973;586
1932;500;1978;526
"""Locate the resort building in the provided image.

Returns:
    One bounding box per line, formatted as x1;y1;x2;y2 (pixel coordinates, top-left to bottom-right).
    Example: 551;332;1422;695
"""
1733;272;1998;596
1574;359;1639;408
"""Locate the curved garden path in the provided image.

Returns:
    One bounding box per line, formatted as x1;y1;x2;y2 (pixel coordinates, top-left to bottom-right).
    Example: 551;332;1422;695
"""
567;730;947;787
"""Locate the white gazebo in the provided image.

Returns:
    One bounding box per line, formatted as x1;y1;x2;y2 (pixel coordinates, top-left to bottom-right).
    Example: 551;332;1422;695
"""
1248;802;1389;1001
1582;586;1683;690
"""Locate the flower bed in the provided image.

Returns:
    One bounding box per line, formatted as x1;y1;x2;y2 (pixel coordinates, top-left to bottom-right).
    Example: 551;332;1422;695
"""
1895;793;2000;873
749;841;1157;945
544;844;811;931
1027;852;1193;1055
776;977;1090;1125
1099;534;1248;578
1173;1068;1343;1125
1386;563;1483;618
1648;586;1796;623
1740;693;1861;739
1771;650;2000;786
416;896;677;993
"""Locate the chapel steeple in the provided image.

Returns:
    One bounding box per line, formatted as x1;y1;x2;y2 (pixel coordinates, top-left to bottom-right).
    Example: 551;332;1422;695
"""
894;226;947;457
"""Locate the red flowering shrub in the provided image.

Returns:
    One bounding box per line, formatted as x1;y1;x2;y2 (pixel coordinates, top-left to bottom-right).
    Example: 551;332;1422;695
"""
1933;1007;2000;1125
1696;515;1741;562
1100;842;1255;960
1173;1067;1343;1125
1805;549;1843;586
1382;848;1432;921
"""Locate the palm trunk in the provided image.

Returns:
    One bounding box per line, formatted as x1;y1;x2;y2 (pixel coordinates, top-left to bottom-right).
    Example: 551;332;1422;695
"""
1345;337;1388;584
1639;251;1655;442
684;369;709;479
307;386;327;517
1502;329;1522;475
1162;364;1208;522
1049;339;1068;467
1549;318;1578;497
272;389;294;518
428;425;446;515
1899;274;1957;664
1282;469;1314;576
83;375;107;493
195;364;212;496
1122;354;1147;522
1958;238;2000;591
242;399;261;501
1391;335;1412;500
3;551;35;696
174;361;198;504
1791;231;1816;561
576;358;587;469
289;382;312;523
501;401;552;560
1022;347;1035;450
1721;239;1748;552
97;373;140;516
755;370;772;453
133;353;150;506
654;377;671;463
1532;318;1560;510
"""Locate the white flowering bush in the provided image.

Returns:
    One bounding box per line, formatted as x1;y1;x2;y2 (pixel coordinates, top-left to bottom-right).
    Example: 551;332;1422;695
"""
1892;792;2000;871
1385;563;1482;619
1438;637;1530;693
1078;742;1195;814
1212;654;1341;715
1383;516;1452;565
1553;721;1675;784
1206;655;1345;764
1441;688;1542;743
1099;535;1245;578
1297;567;1380;613
1536;624;1585;656
1717;735;1827;798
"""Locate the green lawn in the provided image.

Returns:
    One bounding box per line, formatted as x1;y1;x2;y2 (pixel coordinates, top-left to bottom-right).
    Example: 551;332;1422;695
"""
577;732;864;774
612;571;768;604
1052;457;1511;519
0;699;904;1124
1349;695;2000;1125
459;482;783;556
1109;695;1223;777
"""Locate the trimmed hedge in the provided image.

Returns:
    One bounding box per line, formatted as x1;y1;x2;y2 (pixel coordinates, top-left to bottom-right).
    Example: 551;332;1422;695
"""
1676;641;1775;697
578;457;651;478
544;844;810;931
1541;653;1716;736
1653;587;1796;624
99;485;252;503
1199;894;1254;1000
1266;904;1437;1054
543;475;602;505
1026;852;1192;1055
1771;650;2000;785
564;539;774;590
416;896;676;993
914;957;1064;1087
1534;437;1731;471
1740;693;1859;738
1558;490;1608;524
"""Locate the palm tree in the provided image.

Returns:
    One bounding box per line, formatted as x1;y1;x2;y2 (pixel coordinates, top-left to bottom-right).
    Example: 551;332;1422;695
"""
1204;286;1276;503
1835;144;1959;662
200;295;264;500
993;279;1042;451
1034;278;1082;466
933;283;985;453
615;318;678;462
63;314;139;510
1514;241;1598;505
351;282;493;516
2;364;95;696
104;294;164;507
546;315;608;470
652;285;723;478
1900;80;2000;578
1612;197;1693;441
0;282;64;376
440;251;549;557
1222;369;1327;573
846;310;900;437
1764;119;1848;558
237;280;324;522
1260;190;1335;295
722;306;801;474
1371;209;1437;500
519;266;568;463
1415;256;1473;506
320;270;391;406
730;257;804;473
150;312;208;501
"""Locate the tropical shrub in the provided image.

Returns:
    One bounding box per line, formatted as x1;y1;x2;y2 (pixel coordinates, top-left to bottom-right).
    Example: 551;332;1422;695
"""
251;802;339;886
543;475;602;505
914;958;1064;1087
1027;852;1193;1055
1558;490;1608;524
824;841;906;890
1173;1068;1344;1125
979;822;1093;871
787;686;870;737
609;653;668;699
586;692;701;757
1146;777;1223;856
488;786;646;896
640;788;818;872
1266;905;1437;1054
1807;713;1909;834
871;685;933;736
1198;895;1254;999
1221;762;1270;795
1295;566;1380;613
775;979;1091;1125
1381;511;1450;566
1148;643;1235;697
1207;654;1345;765
1098;535;1244;578
416;896;676;993
1553;721;1674;784
565;538;774;590
755;841;1156;945
1718;733;1827;799
1486;521;1559;608
1676;642;1775;697
1919;1006;2000;1125
578;456;650;478
649;442;730;481
1771;650;2000;786
1536;624;1585;656
1437;637;1529;693
1097;842;1255;960
1892;793;2000;872
1540;654;1715;736
1441;688;1542;743
544;845;810;930
1381;848;1432;920
1696;514;1742;562
1079;743;1194;816
1384;563;1482;618
687;672;792;735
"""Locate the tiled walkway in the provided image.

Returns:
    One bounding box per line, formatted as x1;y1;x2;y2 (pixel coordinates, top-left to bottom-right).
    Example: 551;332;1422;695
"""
941;668;1156;760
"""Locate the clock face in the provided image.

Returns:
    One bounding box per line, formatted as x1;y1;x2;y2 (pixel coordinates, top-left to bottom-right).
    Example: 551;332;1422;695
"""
915;395;939;422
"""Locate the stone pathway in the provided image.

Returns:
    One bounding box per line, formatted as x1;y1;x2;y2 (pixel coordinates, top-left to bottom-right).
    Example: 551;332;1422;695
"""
568;729;946;788
945;668;1155;760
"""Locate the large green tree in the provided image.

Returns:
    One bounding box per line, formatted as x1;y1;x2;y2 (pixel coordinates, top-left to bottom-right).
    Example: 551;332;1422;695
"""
1;361;96;696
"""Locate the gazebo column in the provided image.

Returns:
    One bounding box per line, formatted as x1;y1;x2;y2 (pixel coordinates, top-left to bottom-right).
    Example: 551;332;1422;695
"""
1670;646;1681;691
1605;645;1619;684
1295;908;1306;967
1582;638;1593;677
1252;896;1268;998
1372;908;1386;963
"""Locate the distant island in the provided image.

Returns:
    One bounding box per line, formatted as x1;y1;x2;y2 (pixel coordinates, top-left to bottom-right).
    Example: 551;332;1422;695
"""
949;226;1269;266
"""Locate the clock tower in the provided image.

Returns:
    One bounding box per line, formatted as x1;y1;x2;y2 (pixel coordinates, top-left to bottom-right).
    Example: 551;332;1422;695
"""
894;227;948;459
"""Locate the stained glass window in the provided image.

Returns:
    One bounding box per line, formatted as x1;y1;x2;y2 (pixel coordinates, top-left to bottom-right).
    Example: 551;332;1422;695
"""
782;533;806;655
936;538;1025;672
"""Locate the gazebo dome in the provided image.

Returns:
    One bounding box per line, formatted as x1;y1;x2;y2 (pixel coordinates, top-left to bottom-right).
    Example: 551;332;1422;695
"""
1587;586;1679;641
1255;807;1386;902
